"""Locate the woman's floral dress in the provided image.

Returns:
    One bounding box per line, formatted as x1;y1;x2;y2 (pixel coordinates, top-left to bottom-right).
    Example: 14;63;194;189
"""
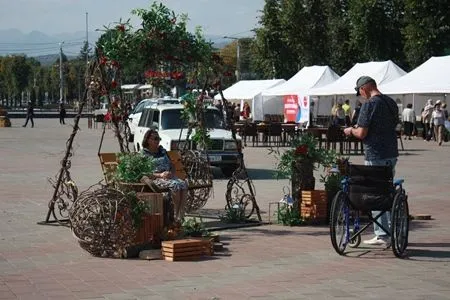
142;147;187;192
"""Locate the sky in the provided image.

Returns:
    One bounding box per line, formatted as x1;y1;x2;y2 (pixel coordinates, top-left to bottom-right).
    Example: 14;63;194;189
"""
0;0;265;38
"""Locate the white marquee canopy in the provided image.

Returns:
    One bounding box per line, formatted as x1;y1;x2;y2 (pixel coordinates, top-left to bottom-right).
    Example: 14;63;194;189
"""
309;60;406;96
380;55;450;94
214;79;286;101
261;65;340;97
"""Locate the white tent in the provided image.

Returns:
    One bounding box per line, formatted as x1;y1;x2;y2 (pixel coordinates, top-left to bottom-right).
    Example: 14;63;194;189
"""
309;60;407;115
379;56;450;116
214;79;286;119
310;60;406;96
262;66;340;97
380;56;450;94
215;79;286;101
259;66;340;121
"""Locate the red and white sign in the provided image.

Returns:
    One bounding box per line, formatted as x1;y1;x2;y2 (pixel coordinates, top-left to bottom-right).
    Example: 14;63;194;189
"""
283;95;298;123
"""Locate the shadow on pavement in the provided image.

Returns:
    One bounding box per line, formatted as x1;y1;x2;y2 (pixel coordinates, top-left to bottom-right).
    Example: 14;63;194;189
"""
247;168;278;180
235;226;330;237
406;248;450;261
409;220;434;231
409;242;450;248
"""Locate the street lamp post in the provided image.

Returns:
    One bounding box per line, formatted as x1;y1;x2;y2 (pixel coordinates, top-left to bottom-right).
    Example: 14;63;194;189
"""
59;41;64;104
223;36;240;81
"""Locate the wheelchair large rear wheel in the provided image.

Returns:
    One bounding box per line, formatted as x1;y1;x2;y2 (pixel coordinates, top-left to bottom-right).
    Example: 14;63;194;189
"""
330;191;349;255
391;191;409;258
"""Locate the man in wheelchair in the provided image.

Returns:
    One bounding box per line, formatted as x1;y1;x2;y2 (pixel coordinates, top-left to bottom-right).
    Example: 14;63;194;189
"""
343;76;399;246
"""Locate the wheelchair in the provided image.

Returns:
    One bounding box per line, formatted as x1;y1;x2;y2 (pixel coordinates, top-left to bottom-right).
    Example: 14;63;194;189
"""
329;164;409;258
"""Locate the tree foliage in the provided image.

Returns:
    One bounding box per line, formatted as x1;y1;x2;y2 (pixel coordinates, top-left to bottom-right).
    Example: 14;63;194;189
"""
251;0;449;77
252;0;298;79
402;0;450;68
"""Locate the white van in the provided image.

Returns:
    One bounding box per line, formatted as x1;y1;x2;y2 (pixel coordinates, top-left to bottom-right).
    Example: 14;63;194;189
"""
134;103;242;177
127;97;180;142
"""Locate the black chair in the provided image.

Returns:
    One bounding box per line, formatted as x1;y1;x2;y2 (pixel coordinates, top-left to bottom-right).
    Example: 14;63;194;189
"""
242;122;258;147
268;122;283;146
326;125;345;154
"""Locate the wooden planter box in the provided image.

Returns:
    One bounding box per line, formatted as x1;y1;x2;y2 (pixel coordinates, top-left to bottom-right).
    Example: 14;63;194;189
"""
161;238;212;261
0;116;11;128
300;190;328;223
134;213;163;245
117;182;151;193
136;192;165;229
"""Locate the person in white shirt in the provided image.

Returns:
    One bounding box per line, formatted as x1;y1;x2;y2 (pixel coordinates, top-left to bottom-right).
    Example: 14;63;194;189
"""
422;99;434;141
432;100;445;146
401;103;416;140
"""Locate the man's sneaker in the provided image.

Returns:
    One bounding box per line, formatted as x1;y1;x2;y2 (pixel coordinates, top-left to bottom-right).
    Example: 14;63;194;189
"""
363;236;390;246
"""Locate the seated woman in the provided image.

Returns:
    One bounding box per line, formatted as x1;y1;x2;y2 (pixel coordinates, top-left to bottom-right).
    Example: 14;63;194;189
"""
141;129;188;221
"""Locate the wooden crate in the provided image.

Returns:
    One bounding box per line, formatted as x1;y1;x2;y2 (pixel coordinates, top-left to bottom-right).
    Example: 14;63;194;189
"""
134;213;162;245
0;116;11;128
300;190;328;222
161;239;210;261
301;190;327;204
136;192;164;229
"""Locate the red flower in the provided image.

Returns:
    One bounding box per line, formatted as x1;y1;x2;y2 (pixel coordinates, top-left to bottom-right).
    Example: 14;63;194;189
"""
111;80;118;89
116;24;125;32
99;56;107;65
145;70;155;78
111;60;120;68
295;145;308;156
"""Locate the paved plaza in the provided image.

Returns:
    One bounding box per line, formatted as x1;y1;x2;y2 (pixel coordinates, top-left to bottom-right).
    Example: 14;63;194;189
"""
1;118;450;300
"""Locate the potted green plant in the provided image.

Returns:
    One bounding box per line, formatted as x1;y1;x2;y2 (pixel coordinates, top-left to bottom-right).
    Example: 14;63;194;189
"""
273;133;337;201
181;217;208;237
115;152;155;192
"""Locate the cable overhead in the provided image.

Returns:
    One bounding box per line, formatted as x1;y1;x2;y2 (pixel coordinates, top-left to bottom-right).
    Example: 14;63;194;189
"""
0;37;86;45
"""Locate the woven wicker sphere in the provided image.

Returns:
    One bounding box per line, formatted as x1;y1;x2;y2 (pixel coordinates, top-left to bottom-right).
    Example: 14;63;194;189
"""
182;150;213;212
69;187;135;258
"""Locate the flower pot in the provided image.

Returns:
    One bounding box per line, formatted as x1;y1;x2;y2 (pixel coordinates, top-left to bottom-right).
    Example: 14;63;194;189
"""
300;190;327;224
291;159;315;201
134;213;163;245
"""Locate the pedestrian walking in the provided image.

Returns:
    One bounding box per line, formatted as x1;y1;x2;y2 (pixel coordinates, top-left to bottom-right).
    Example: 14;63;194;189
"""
422;99;434;141
401;103;416;140
22;101;34;128
59;103;66;125
344;76;399;246
432;100;445;146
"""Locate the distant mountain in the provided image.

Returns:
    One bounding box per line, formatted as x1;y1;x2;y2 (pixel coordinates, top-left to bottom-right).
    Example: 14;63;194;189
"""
0;29;233;65
0;29;100;58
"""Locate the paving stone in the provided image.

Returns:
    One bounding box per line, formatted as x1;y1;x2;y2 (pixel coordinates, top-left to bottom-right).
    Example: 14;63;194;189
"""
0;119;450;299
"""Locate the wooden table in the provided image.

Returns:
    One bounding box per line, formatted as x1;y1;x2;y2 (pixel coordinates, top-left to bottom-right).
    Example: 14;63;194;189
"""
281;123;299;146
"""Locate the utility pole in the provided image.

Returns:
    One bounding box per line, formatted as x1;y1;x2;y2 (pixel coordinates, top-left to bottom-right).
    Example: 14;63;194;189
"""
223;36;241;81
59;41;64;104
85;12;89;65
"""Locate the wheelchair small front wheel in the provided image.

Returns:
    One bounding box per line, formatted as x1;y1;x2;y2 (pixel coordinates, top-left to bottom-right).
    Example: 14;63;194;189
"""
391;191;409;258
348;232;361;248
330;191;350;255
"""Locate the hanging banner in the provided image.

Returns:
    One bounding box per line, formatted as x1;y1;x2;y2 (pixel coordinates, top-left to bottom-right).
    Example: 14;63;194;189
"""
297;94;310;125
283;95;298;122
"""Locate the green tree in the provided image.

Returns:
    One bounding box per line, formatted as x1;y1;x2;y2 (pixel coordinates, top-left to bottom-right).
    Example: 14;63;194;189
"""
220;38;256;81
348;0;405;66
78;40;92;63
280;0;329;67
403;0;450;68
97;2;218;96
252;0;298;79
324;0;353;74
